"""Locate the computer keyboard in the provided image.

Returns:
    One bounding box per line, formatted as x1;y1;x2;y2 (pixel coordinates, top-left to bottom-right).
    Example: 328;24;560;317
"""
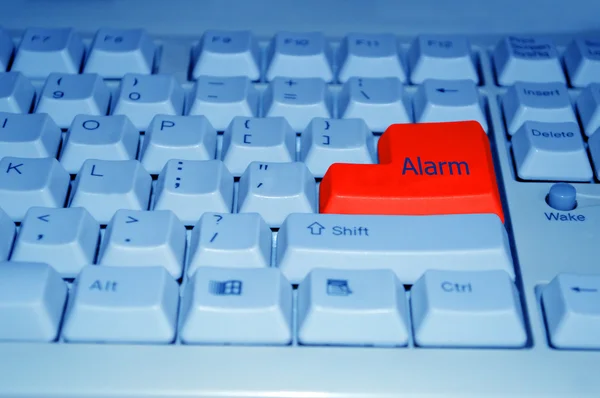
1;0;600;396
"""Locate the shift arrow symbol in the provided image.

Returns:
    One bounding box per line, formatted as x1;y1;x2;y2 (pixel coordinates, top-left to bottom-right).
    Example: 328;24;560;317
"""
307;222;326;235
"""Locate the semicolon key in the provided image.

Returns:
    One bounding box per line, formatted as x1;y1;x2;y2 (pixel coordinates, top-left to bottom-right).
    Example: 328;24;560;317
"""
319;121;504;222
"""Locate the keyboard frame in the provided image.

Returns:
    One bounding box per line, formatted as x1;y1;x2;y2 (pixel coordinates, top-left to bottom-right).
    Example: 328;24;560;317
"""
1;10;600;398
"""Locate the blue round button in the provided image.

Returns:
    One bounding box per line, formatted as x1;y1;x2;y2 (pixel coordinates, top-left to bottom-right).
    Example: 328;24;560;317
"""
547;183;577;211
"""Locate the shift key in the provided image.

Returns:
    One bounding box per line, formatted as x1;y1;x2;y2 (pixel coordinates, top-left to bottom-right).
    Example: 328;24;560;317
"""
276;213;513;284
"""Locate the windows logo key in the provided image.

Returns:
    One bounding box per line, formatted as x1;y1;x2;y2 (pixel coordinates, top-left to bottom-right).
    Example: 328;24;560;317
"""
209;280;243;296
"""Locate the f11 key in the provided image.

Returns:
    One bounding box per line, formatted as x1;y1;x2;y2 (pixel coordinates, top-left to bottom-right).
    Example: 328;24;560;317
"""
320;121;504;222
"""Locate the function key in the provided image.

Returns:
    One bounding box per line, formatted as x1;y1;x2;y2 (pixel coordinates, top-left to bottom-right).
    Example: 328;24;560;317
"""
0;28;14;72
84;28;157;78
576;83;600;137
407;35;478;84
542;273;600;349
266;32;333;82
564;37;600;88
493;36;565;86
336;33;406;83
192;30;260;81
512;121;592;182
12;28;84;79
502;82;576;135
412;79;487;132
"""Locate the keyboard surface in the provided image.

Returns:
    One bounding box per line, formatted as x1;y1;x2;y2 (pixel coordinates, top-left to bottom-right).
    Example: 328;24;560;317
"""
1;1;600;397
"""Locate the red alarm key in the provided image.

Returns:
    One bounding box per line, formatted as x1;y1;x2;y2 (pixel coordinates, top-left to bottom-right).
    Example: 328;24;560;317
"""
319;121;504;222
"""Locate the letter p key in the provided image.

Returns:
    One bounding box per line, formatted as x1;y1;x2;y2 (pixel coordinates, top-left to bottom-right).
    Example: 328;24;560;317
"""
319;121;505;222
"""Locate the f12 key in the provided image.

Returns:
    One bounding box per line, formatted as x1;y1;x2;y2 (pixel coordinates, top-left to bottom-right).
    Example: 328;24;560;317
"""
320;121;504;222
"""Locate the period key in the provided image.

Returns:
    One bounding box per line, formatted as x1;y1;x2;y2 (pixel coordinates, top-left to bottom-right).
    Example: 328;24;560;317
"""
319;121;504;222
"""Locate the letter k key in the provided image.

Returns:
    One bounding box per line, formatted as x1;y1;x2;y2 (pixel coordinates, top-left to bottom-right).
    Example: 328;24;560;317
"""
319;121;505;222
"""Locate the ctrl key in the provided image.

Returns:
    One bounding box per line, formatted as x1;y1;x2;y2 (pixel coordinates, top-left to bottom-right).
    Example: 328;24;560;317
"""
542;274;600;349
61;265;179;344
411;270;527;348
0;262;67;342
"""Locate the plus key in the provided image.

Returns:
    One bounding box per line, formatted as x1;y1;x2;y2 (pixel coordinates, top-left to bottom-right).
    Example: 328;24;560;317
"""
319;121;504;222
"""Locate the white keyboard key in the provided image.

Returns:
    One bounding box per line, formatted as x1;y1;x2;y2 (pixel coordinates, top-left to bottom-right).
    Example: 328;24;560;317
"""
35;73;111;129
0;208;15;261
542;273;600;349
140;115;217;174
266;31;333;82
337;33;407;83
411;270;526;347
0;157;69;222
112;74;184;131
11;207;100;278
180;267;292;345
0;72;35;113
300;117;375;178
62;265;179;344
588;129;600;177
12;28;84;79
238;162;317;228
60;115;139;174
338;77;411;133
188;76;258;131
187;212;272;277
84;28;156;78
502;82;576;135
68;160;152;224
277;213;513;284
564;37;600;88
0;28;13;72
98;210;186;279
297;268;409;347
154;160;234;226
0;113;61;159
222;116;295;176
0;262;67;342
407;36;478;84
576;83;600;137
512;121;592;182
192;30;261;80
493;36;565;86
413;79;488;132
263;77;332;132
